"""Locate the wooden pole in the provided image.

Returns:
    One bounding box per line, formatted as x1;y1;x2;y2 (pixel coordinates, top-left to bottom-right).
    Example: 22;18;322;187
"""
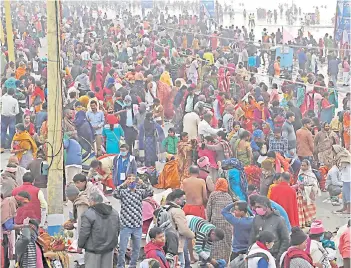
4;0;15;62
47;0;63;215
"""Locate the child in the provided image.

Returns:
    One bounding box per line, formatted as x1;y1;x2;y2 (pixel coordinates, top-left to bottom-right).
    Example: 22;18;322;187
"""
321;231;336;250
161;128;179;155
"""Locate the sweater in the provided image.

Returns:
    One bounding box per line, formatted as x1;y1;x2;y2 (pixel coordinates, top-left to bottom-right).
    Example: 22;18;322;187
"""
162;136;179;155
296;127;314;157
221;203;254;253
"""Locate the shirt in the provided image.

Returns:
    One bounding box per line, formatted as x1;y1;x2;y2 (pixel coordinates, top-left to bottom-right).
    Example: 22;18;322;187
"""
185;95;194;113
126;108;133;127
1;94;19;116
268;137;288;155
198;120;220;138
86;110;105;135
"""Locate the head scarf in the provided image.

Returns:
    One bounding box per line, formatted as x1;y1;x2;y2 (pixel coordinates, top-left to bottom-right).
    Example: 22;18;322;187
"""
252;129;264;139
215;178;229;192
332;145;351;167
221;158;248;199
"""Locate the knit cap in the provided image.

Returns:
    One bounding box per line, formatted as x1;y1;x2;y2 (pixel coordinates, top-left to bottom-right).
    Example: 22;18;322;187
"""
310;220;325;235
290;226;308;246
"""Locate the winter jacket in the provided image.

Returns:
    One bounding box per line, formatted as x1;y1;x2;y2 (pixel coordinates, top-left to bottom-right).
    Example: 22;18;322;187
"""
144;242;170;268
249;211;290;262
75;73;90;92
71;64;83;80
78;203;120;254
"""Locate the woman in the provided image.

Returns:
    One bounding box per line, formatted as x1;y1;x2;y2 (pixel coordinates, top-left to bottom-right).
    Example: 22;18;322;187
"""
138;112;165;167
319;93;334;124
177;132;193;184
308;220;332;268
23;114;36;136
31;80;45;113
204;130;232;162
231;130;253;166
253;101;271;128
102;114;124;154
246;230;276;268
90;63;103;91
295;160;320;228
332;145;351;214
220;158;248;201
314;122;339;167
206;178;233;262
11;123;38;168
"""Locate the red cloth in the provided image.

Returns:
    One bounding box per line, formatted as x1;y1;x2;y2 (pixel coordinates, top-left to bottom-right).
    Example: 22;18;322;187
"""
12;183;41;224
270;181;299;227
284;247;314;268
144;242;170;268
183;204;206;219
33;86;45;102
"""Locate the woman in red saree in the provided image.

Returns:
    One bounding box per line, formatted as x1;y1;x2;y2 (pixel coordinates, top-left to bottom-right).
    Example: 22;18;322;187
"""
90;63;103;91
218;67;230;92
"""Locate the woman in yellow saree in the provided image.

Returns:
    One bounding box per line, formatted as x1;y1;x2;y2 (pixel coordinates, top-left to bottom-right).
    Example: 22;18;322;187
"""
11;123;38;168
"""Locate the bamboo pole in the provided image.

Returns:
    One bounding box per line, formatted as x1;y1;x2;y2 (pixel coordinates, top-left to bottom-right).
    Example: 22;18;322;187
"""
47;0;63;215
4;0;15;62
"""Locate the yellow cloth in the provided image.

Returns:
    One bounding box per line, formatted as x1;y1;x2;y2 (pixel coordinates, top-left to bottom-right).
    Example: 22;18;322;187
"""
160;71;172;86
12;131;38;160
203;52;214;65
78;95;90;107
15;66;26;79
267;183;277;198
330;117;341;132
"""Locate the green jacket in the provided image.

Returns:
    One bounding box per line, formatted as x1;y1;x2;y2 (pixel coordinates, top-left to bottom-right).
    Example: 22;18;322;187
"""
162;136;179;155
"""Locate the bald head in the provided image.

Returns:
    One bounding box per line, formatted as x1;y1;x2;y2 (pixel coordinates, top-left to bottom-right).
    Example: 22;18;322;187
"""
189;165;200;175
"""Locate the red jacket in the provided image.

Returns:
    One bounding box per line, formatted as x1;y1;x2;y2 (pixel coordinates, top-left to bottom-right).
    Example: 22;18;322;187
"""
12;183;41;224
270;181;299;227
144;242;170;268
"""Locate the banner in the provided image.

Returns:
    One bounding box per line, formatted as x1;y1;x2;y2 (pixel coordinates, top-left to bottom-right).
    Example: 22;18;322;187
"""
141;0;153;9
200;0;215;18
335;0;351;43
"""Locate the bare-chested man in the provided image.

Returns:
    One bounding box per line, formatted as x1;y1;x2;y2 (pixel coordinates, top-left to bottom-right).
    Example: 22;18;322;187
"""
182;165;208;219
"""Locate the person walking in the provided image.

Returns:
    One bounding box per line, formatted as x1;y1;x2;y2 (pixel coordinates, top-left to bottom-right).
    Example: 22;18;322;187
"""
86;100;105;157
206;178;233;262
342;57;350;86
296;118;314;162
78;192;120;268
113;175;153;268
1;88;19;152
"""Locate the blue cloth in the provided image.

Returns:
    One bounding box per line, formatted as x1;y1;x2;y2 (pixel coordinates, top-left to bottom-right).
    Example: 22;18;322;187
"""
86;111;105;135
117;227;142;268
217;259;227;268
64;139;82;165
4;77;17;89
248;56;256;67
298;51;307;64
257;258;269;268
270;200;291;232
320;106;333;124
102;125;124;154
222;203;254;253
2;218;15;231
117;155;129;185
228;169;247;201
222;158;248;200
35;110;48;131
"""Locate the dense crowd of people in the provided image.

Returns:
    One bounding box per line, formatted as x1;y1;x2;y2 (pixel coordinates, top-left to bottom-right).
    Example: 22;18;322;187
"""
0;1;350;268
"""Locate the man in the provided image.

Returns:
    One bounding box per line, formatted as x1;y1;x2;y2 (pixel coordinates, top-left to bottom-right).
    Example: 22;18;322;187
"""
183;85;198;114
249;195;290;265
63;109;77;139
183;101;201;140
1;88;19;151
268;127;289;156
27;150;48;199
113;175;153;268
222;201;254;261
282;111;297;158
164;189;195;267
328;55;341;87
78;192;120;268
88;158;115;192
222;105;235;133
86;100;105;157
186;215;224;267
269;172;299;227
35;102;48;133
1;192;31;267
182;165;208;219
112;144;137;186
144;227;170;268
298;49;307;71
287;101;302;131
75;69;90;93
296;117;314;162
15;219;49;268
64;137;83;184
73;173;109;203
198;112;222;138
1;164;19;198
12;172;47;227
71;59;83;80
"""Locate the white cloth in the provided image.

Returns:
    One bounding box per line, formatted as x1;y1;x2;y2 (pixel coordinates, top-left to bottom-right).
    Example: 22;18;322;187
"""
0;94;19;116
198;120;220;138
247;243;276;268
183;112;201;140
